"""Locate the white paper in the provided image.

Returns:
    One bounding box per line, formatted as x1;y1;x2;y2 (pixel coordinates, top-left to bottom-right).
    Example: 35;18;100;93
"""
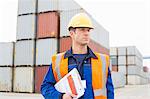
54;68;85;98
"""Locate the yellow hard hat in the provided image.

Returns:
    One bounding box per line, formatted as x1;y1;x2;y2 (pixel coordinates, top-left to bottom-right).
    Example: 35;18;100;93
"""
68;13;94;30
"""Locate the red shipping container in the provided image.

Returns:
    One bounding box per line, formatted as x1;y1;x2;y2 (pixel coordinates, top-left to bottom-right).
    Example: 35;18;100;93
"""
59;37;109;55
35;66;49;93
37;12;59;39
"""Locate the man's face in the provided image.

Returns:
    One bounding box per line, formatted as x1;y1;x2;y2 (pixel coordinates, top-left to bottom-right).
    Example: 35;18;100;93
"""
70;27;92;46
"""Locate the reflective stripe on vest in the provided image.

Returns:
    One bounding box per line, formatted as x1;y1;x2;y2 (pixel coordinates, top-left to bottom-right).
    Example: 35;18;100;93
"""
52;52;109;98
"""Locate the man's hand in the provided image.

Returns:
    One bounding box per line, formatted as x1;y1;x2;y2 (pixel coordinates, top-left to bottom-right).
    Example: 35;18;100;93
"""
62;93;77;99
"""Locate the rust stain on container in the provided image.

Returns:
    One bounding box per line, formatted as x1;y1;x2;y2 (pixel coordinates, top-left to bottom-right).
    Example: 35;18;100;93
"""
37;12;59;39
112;65;118;72
35;66;49;93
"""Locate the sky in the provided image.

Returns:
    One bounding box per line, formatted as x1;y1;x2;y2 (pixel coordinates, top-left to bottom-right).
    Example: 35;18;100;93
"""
0;0;150;67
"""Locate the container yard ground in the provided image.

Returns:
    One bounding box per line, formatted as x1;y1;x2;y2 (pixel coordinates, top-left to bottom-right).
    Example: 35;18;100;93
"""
0;84;150;99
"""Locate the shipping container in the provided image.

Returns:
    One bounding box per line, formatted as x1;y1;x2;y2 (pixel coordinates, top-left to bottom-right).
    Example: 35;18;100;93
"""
127;75;141;85
110;56;118;65
60;9;83;37
13;67;34;93
59;37;109;55
88;39;109;55
112;65;118;72
111;72;126;88
127;66;142;75
14;40;35;66
118;47;127;56
18;0;36;15
110;47;118;56
127;55;143;66
17;14;36;40
118;65;127;75
38;0;58;13
58;0;81;11
36;38;57;65
90;15;109;50
0;42;14;66
0;67;12;91
35;66;49;93
118;56;126;65
59;37;72;53
37;12;59;39
127;46;143;60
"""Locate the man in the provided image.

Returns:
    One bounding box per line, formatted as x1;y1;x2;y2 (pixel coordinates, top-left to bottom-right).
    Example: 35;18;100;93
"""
41;13;114;99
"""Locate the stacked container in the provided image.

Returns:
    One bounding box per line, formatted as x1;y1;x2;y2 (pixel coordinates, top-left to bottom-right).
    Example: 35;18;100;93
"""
110;46;150;85
12;0;110;93
0;42;14;92
13;0;37;93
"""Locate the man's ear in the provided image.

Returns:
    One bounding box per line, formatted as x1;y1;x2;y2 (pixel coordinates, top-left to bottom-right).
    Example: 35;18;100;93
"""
69;31;74;37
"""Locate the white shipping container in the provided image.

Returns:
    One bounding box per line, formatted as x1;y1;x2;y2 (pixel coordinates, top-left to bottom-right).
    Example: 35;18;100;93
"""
110;56;117;65
111;71;126;88
60;9;83;37
36;39;57;65
89;14;109;49
127;46;143;60
110;47;117;56
127;56;143;66
118;66;127;75
59;0;81;11
118;56;126;65
18;0;36;15
118;47;126;56
0;67;12;91
13;67;34;92
127;75;141;85
17;14;36;40
0;42;14;66
127;66;142;75
14;40;35;66
38;0;58;13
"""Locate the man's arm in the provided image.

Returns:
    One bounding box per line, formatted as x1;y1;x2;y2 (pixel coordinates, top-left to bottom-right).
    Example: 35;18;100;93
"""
40;64;63;99
106;67;114;99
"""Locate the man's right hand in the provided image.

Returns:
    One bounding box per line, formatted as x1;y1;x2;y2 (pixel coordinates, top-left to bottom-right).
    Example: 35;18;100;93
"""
62;93;77;99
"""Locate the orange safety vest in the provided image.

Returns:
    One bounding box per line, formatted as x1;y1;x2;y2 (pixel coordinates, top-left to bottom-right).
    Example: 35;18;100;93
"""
52;52;109;99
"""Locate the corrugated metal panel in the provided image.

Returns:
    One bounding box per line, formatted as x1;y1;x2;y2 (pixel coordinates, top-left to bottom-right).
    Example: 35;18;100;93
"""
127;75;141;85
127;66;142;75
59;37;72;53
18;0;36;15
60;9;83;37
13;67;34;92
0;42;14;66
37;12;59;39
127;56;142;66
118;47;127;56
14;40;34;66
127;46;143;60
17;14;36;40
0;67;12;91
36;39;57;65
58;0;81;11
38;0;58;13
90;15;109;49
88;39;109;55
35;66;49;93
111;72;126;88
110;56;118;65
110;47;118;56
118;66;127;75
118;56;126;65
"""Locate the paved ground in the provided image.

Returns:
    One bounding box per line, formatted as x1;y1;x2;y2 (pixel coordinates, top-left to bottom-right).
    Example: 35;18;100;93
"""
0;84;150;99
